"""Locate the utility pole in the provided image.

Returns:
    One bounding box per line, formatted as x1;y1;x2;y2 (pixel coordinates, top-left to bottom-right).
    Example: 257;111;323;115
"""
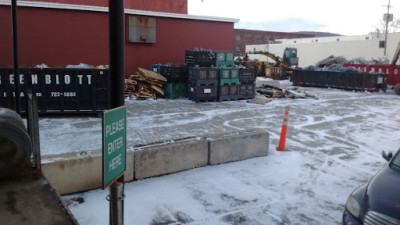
384;0;393;56
11;0;21;115
108;0;125;224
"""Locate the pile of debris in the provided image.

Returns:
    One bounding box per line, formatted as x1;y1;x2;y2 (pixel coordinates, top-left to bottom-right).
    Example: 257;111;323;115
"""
250;84;317;104
316;55;347;68
306;56;390;73
257;85;286;99
125;68;167;100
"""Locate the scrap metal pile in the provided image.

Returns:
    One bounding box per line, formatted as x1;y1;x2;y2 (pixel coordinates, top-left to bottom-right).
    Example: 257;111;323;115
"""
125;68;167;100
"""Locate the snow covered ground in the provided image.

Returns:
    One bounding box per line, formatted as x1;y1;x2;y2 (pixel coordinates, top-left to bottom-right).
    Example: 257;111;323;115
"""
54;80;400;225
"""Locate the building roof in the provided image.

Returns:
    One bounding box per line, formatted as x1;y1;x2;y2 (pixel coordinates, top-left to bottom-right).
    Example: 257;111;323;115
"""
0;0;239;23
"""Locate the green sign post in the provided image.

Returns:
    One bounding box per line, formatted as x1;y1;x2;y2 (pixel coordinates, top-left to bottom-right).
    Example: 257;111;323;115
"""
102;106;126;189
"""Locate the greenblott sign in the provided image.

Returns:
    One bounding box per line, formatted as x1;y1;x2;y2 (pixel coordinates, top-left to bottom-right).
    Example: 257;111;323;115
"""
0;68;110;113
102;106;126;188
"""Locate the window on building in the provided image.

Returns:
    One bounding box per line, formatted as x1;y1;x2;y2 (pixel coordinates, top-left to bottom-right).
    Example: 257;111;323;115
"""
265;35;271;41
255;35;262;41
245;34;252;41
235;46;241;52
379;40;385;48
236;34;241;41
128;16;156;44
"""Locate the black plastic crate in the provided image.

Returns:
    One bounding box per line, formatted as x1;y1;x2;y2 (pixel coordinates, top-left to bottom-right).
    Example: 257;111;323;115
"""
188;67;218;81
239;67;257;84
239;84;255;95
238;84;255;99
150;64;161;73
150;64;188;82
189;79;218;86
219;85;240;101
188;85;218;102
185;50;216;67
219;85;239;96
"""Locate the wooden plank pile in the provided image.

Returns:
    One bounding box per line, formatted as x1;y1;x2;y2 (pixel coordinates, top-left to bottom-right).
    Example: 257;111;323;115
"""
125;67;167;100
124;79;136;98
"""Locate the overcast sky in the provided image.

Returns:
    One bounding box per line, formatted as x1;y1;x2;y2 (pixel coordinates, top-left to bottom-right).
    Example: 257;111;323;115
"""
188;0;398;36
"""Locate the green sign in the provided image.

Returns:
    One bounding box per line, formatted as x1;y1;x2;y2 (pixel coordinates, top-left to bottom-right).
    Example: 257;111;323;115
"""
102;106;126;189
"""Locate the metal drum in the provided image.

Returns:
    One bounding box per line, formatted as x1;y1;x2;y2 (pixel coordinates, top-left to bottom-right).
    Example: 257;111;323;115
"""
0;108;31;178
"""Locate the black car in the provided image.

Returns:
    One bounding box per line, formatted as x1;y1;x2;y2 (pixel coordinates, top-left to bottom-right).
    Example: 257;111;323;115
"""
343;149;400;225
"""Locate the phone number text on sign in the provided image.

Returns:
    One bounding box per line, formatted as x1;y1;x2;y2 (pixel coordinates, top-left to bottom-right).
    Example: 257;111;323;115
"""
50;92;77;97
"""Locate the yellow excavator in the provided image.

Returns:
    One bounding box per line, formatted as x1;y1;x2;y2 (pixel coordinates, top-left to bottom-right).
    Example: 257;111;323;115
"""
238;48;298;79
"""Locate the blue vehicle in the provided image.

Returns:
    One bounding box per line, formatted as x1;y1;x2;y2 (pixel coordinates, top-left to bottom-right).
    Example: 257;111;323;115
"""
343;149;400;225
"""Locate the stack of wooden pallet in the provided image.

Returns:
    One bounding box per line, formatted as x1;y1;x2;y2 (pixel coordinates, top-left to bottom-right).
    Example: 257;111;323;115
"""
124;79;136;98
126;68;167;100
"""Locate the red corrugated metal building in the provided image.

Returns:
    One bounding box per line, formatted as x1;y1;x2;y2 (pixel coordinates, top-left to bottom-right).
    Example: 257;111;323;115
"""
0;0;238;75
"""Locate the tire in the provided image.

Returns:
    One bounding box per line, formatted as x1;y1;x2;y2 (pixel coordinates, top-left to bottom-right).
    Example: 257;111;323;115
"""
0;108;32;178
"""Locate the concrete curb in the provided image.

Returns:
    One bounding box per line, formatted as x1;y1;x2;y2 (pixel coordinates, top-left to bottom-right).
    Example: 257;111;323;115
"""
208;130;269;165
42;150;134;195
134;138;208;179
42;130;269;195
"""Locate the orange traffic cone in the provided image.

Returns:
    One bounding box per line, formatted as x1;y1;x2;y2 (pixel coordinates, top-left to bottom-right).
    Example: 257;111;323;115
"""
277;107;290;151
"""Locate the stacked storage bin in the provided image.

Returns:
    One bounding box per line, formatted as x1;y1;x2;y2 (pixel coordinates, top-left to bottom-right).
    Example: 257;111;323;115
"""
185;50;215;67
238;67;257;99
214;51;240;101
188;67;219;102
214;51;235;67
186;49;254;102
185;49;219;102
151;64;188;99
218;67;240;101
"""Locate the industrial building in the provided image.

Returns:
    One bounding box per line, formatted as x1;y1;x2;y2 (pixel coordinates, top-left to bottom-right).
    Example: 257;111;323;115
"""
247;32;400;68
234;29;314;57
0;0;238;76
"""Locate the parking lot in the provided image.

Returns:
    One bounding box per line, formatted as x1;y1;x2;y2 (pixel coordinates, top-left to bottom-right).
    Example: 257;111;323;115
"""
39;80;400;224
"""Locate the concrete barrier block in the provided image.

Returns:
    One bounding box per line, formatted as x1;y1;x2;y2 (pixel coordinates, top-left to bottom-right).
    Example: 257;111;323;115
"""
42;150;134;195
208;130;269;165
134;138;208;180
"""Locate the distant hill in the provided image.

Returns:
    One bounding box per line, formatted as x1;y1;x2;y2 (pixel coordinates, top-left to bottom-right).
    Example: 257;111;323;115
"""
296;31;342;37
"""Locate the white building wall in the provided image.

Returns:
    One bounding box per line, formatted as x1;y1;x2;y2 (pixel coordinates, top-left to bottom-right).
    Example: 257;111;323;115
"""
246;33;400;68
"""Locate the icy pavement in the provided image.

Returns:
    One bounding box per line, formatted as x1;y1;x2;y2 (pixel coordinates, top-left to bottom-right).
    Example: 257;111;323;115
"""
50;81;400;224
